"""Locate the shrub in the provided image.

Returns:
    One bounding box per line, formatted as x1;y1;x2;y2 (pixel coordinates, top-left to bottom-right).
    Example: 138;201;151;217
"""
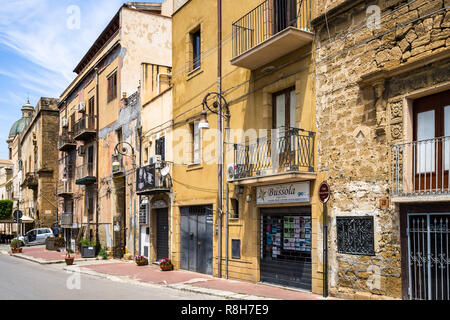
98;247;108;260
0;200;13;220
55;237;66;248
79;238;96;246
10;239;21;249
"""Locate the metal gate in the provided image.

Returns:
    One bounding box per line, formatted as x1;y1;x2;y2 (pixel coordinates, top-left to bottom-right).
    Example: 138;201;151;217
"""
407;213;450;300
180;205;213;275
156;208;169;261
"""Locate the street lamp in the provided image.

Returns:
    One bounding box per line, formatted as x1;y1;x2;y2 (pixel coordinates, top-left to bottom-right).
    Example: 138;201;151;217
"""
199;91;230;279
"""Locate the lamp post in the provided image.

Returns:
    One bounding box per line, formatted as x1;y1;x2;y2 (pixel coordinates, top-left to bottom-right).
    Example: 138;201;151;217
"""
199;92;230;278
113;141;137;258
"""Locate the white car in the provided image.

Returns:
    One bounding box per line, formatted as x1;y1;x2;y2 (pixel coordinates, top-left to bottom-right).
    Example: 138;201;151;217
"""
17;228;54;246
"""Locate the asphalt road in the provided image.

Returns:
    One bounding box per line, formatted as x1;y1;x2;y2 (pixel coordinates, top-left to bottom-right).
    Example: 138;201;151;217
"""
0;254;222;300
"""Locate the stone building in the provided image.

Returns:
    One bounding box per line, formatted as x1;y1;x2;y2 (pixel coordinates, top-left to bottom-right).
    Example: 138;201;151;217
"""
19;98;59;228
57;1;172;254
312;0;450;300
0;160;13;201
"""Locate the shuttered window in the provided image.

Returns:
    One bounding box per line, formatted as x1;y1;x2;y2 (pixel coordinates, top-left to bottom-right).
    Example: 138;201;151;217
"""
107;72;117;103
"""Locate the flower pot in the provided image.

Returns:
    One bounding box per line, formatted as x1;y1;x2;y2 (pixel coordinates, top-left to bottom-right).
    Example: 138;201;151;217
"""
65;257;74;266
136;260;148;266
80;245;96;258
160;264;173;271
11;248;22;254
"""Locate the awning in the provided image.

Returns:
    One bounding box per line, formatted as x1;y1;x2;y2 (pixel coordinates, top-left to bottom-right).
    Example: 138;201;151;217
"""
20;216;34;224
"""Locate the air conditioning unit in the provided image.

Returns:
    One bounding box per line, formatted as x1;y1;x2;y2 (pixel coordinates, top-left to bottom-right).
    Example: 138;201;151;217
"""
226;163;239;182
62;117;68;128
77;145;85;156
78;102;86;113
149;155;162;166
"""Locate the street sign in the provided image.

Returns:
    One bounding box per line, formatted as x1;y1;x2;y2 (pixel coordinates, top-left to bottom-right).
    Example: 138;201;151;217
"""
13;210;23;220
318;182;331;203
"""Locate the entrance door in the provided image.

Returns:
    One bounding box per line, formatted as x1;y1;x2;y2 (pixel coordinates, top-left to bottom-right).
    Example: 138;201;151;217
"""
156;208;169;261
260;207;312;290
413;90;450;192
180;205;213;275
407;212;450;300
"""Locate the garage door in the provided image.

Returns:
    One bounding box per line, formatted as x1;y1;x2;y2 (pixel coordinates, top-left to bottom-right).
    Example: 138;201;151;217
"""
260;207;312;291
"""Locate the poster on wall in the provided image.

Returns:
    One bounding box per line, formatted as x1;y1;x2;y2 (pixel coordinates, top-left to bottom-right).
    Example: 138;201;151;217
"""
256;182;310;205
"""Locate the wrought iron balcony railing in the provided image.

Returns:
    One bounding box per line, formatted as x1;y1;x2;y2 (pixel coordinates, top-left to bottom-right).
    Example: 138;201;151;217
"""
22;172;38;189
57;181;73;197
60;212;73;227
392;136;450;198
75;162;96;185
136;161;172;195
232;0;311;59
58;130;76;152
73;115;96;141
232;127;315;180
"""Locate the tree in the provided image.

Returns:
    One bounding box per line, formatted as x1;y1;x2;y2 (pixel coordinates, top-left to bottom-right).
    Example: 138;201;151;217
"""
0;200;13;220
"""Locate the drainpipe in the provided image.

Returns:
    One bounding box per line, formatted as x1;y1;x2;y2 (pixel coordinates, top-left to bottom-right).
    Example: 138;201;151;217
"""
95;67;100;248
217;0;223;279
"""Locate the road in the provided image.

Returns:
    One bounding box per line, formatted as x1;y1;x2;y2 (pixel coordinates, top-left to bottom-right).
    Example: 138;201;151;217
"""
0;253;222;300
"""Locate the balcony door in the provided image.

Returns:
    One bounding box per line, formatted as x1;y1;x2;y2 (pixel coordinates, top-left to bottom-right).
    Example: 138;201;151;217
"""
273;88;296;168
273;0;297;34
413;90;450;192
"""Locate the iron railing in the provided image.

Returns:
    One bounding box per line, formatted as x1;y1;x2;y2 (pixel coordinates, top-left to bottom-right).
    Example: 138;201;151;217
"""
58;130;76;150
76;162;95;180
136;161;172;194
392;136;450;197
57;181;73;196
232;0;311;58
60;212;73;227
233;127;314;179
73;114;96;139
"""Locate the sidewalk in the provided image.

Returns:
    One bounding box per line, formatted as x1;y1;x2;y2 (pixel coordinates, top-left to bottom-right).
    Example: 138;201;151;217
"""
7;245;332;300
67;261;331;300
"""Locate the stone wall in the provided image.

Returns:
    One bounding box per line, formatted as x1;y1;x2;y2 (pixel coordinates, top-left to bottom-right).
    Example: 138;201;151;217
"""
313;0;450;299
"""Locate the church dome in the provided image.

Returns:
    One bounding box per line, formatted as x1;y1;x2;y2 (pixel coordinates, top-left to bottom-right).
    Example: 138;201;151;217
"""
8;100;34;139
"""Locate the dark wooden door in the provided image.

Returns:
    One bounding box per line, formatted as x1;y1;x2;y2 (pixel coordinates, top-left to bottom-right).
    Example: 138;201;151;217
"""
413;90;450;192
273;0;297;34
156;208;169;260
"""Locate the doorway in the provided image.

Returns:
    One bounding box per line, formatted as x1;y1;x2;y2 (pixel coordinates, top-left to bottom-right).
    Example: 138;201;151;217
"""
180;205;213;275
273;0;297;34
156;208;169;261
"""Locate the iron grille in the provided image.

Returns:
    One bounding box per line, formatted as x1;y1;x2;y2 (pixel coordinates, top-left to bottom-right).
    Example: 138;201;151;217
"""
337;216;375;256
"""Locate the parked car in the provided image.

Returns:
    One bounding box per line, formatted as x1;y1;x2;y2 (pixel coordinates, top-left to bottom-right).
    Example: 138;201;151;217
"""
16;228;54;246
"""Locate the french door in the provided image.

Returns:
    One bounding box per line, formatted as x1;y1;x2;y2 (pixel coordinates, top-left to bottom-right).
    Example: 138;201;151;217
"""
413;91;450;192
273;0;297;34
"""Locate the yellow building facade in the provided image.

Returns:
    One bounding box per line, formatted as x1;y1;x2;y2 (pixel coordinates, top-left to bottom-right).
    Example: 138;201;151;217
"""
171;0;325;294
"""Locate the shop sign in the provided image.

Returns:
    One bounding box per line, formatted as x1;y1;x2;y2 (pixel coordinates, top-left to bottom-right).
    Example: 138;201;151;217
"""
256;182;310;205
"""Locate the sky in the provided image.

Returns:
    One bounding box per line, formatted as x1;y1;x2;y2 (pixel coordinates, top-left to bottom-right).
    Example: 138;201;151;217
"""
0;0;162;159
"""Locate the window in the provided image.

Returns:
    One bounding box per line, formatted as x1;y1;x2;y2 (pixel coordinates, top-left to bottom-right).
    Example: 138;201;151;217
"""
8;148;12;160
230;198;239;219
155;136;166;161
190;122;201;164
191;29;201;70
116;127;123;144
107;72;117;102
88;97;95;115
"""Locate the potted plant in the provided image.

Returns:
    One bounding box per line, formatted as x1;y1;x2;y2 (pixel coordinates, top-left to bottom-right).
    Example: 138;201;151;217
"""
65;249;74;265
135;255;148;266
159;258;173;271
10;239;22;254
79;238;96;258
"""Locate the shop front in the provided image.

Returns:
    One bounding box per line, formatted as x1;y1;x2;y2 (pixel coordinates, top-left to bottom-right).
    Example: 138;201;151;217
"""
257;181;312;291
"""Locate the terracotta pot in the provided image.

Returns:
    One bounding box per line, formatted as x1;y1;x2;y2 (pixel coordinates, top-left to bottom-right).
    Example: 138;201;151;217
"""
11;248;22;254
160;264;173;271
65;257;74;266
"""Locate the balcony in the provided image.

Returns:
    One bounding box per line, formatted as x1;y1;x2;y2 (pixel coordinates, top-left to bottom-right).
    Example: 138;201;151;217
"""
392;136;450;202
22;172;38;189
57;181;73;198
58;130;77;152
136;161;172;195
75;162;96;185
74;115;96;141
231;0;313;70
60;213;73;227
231;127;315;185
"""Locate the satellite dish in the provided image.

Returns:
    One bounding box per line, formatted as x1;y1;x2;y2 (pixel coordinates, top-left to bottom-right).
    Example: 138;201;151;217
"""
160;166;170;177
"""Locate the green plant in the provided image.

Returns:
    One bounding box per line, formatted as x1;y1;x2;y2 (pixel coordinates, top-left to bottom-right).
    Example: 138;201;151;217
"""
79;238;96;246
0;200;13;220
55;237;66;248
135;255;148;264
66;249;74;258
10;239;21;249
159;258;172;266
98;247;108;260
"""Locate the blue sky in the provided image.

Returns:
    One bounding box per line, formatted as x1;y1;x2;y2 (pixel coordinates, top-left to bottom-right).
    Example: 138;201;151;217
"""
0;0;161;159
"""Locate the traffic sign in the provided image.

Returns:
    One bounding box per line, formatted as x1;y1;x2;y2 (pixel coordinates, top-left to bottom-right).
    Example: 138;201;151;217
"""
13;210;23;220
318;182;331;203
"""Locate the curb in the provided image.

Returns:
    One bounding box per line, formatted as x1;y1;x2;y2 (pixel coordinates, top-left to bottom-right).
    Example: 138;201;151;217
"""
9;253;97;265
64;266;276;300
